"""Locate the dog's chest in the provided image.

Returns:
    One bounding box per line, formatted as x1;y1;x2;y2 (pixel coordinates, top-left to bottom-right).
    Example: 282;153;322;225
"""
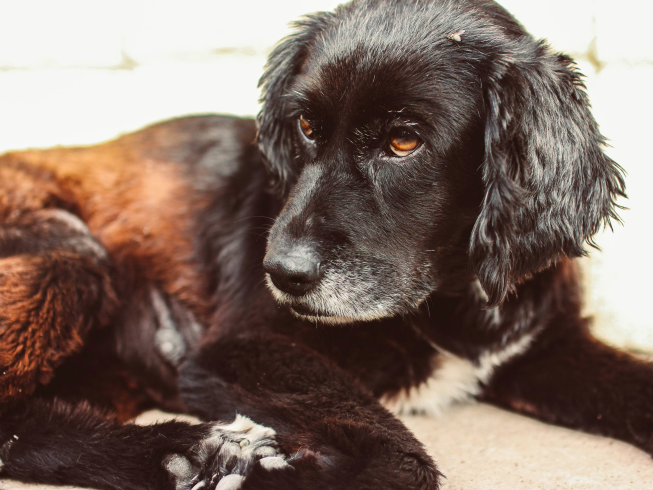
383;334;534;416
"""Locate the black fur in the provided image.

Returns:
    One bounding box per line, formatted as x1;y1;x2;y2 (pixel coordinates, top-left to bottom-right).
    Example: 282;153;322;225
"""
0;1;649;490
472;44;625;306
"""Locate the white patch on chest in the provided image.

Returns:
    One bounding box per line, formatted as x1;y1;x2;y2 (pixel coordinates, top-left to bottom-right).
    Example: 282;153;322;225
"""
383;333;534;416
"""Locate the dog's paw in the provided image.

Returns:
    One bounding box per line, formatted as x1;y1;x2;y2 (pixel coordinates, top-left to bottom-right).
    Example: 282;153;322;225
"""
164;415;291;490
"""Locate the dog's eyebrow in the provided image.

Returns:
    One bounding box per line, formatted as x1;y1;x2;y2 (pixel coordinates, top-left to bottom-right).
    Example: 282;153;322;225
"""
283;91;317;116
282;86;311;107
380;104;438;125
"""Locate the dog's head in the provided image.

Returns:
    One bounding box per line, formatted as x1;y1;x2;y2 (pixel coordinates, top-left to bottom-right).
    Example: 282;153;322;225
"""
257;0;625;323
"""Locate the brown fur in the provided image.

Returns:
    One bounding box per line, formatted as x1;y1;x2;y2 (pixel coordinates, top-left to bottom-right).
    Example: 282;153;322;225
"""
0;251;116;404
0;136;213;406
8;142;209;317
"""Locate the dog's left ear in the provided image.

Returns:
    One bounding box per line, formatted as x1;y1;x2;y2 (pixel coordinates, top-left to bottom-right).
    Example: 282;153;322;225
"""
470;40;626;307
257;14;332;193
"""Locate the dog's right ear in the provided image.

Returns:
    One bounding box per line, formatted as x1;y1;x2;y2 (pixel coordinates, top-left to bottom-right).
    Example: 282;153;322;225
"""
469;41;626;308
257;14;331;193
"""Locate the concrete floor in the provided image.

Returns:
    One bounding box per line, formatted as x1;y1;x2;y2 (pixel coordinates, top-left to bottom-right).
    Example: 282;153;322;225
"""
2;403;652;490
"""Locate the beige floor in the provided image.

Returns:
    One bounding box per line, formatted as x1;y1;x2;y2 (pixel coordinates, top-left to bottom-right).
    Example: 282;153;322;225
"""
2;402;652;490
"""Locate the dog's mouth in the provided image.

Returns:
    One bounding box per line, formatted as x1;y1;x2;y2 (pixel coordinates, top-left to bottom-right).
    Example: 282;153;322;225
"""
290;303;318;315
264;272;342;322
289;303;335;319
264;270;425;325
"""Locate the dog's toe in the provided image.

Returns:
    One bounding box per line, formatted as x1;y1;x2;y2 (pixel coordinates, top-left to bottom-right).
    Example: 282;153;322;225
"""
215;474;245;490
258;456;292;471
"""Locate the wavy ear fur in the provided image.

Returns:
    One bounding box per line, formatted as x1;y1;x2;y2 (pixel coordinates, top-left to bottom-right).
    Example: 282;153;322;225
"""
256;13;333;193
470;40;626;307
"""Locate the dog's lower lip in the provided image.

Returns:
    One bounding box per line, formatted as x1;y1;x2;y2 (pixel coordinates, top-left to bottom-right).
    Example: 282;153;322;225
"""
290;304;333;317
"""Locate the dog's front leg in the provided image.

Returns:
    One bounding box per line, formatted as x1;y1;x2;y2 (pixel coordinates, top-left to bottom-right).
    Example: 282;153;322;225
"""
179;331;441;490
482;321;653;454
0;397;285;490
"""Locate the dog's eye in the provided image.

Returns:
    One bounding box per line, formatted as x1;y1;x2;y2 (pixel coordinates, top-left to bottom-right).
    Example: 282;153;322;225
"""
299;115;315;140
389;128;421;157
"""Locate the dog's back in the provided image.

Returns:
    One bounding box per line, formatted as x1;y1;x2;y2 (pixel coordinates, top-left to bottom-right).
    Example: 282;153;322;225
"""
0;115;267;413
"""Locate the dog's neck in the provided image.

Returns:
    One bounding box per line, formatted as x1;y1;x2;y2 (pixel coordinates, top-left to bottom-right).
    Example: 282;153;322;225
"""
412;258;582;361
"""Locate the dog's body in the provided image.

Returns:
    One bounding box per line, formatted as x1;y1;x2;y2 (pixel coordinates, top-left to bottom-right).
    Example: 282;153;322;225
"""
1;0;652;489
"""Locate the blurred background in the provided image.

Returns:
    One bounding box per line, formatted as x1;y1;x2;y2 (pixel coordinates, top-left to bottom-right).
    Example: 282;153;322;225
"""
1;0;652;351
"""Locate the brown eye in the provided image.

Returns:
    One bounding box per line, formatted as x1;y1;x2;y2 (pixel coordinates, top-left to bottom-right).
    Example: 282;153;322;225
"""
299;114;315;139
389;127;420;156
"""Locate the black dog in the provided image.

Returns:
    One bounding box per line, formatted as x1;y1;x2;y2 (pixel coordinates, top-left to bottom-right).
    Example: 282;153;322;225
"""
0;0;650;489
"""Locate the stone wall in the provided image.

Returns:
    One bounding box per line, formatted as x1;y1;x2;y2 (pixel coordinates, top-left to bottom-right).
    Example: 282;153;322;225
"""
1;0;652;349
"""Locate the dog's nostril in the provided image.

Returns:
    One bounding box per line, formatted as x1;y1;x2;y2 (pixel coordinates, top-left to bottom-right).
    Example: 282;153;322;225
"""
264;247;322;296
289;276;308;286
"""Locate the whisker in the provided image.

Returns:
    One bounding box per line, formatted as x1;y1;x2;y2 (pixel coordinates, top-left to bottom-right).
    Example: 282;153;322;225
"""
233;215;277;224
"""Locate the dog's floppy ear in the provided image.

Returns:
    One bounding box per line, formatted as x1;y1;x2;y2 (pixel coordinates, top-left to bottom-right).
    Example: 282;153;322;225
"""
470;40;626;307
257;14;332;193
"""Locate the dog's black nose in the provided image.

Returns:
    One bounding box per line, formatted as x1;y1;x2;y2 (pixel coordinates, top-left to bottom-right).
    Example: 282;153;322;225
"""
264;246;322;296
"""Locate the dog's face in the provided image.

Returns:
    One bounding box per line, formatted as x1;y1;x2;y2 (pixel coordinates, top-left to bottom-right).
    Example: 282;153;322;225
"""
258;0;625;324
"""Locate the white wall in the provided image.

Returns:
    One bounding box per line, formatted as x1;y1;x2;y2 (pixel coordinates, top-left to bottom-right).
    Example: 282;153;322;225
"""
1;0;652;351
